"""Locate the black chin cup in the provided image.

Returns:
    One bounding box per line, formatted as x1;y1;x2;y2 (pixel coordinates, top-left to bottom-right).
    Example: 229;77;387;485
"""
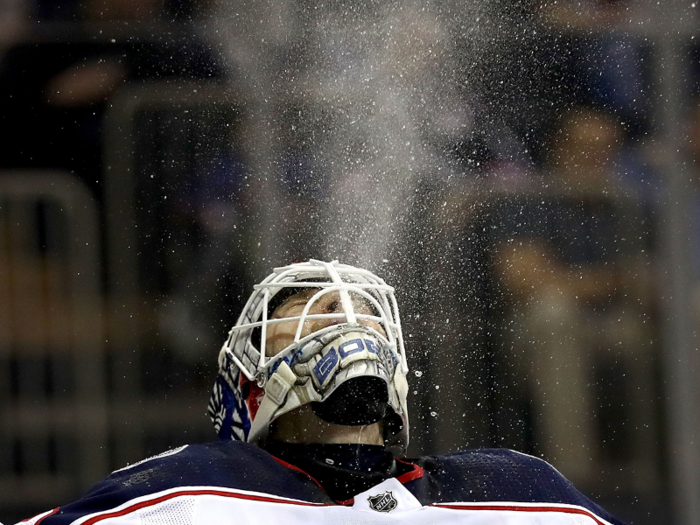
311;376;389;426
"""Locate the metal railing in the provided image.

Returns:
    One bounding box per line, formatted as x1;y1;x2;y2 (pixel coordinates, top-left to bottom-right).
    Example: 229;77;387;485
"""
0;171;107;514
102;81;249;468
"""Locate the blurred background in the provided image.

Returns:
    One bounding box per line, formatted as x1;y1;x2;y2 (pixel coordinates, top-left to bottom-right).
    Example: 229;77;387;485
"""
0;0;699;523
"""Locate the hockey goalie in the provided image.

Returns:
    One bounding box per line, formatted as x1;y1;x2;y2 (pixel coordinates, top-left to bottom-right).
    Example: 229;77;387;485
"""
21;260;625;525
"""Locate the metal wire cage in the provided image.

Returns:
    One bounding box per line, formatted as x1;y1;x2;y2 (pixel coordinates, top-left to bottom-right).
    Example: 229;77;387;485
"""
221;259;408;386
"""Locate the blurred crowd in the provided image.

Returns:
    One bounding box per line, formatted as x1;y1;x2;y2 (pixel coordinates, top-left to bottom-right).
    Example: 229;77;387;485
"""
1;0;697;519
0;0;224;198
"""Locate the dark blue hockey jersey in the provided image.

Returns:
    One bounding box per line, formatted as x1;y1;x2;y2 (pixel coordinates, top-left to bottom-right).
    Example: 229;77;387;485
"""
20;441;624;525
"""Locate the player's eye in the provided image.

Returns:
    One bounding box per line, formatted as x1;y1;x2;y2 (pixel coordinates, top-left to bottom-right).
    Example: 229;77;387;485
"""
327;300;340;313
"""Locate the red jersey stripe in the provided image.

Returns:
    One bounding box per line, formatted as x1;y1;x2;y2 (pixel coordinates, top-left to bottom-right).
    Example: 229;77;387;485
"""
81;488;330;525
432;502;609;525
395;459;425;484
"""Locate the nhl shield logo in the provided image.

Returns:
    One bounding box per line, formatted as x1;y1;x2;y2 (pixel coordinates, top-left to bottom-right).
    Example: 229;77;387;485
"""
367;491;398;513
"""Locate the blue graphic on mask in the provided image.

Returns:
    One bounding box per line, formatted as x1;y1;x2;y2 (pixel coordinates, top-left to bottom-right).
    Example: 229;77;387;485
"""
313;348;340;386
338;338;365;360
364;338;380;356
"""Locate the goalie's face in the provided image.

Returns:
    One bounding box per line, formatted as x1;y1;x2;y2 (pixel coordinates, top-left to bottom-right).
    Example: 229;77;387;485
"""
266;289;386;357
265;288;387;445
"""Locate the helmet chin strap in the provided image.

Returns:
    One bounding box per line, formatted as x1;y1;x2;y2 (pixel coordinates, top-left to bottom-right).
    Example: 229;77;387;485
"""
248;361;322;443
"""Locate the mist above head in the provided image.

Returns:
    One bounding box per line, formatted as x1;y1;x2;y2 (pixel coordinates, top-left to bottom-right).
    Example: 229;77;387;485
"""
206;0;479;270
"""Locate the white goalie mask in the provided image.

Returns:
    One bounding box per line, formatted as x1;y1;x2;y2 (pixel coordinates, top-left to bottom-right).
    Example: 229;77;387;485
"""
208;260;410;455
